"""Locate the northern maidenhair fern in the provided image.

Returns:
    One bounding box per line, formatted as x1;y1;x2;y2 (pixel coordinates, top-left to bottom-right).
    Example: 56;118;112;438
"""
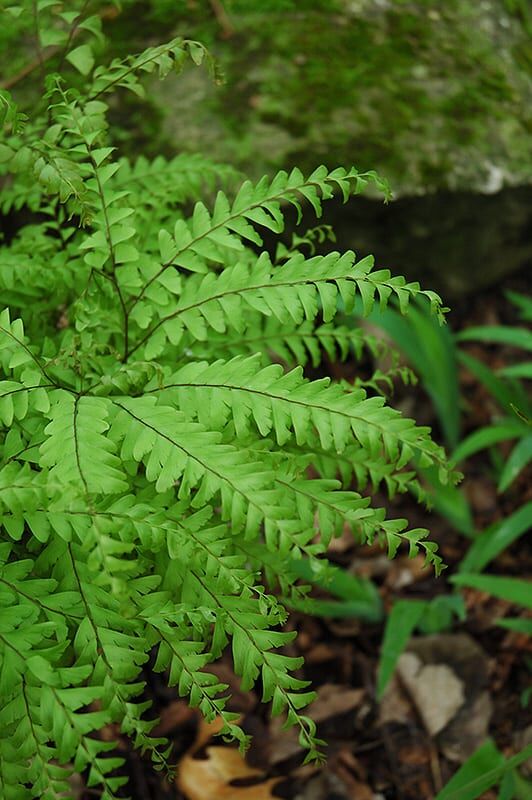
0;5;455;797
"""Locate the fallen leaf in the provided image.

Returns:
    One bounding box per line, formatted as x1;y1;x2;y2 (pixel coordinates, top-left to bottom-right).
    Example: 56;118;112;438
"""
270;684;364;764
176;716;282;799
193;716;233;752
307;683;365;723
327;617;362;637
377;672;414;727
305;642;337;664
397;652;465;736
385;555;430;590
439;691;492;763
294;770;364;799
408;634;489;688
177;747;282;800
408;634;493;760
334;748;374;800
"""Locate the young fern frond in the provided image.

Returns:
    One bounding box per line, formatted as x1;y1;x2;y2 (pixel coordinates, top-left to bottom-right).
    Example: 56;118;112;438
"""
114;153;238;210
150;354;449;474
127;249;443;359
88;38;216;101
0;10;454;796
189;318;390;368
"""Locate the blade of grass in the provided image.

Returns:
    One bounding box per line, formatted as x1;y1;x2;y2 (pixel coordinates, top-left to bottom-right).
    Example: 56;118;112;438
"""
452;420;527;464
435;741;532;800
287;557;383;622
376;599;427;700
458;351;530;416
367;302;460;447
457;326;532;351
498;435;532;492
459;502;532;573
452;574;532;609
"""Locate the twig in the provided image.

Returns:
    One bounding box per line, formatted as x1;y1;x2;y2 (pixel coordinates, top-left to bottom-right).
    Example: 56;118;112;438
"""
31;0;46;83
428;740;443;795
0;5;118;91
209;0;234;37
0;48;60;91
55;0;92;75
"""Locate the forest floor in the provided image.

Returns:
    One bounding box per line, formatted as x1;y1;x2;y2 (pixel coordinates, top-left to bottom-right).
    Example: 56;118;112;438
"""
94;272;531;800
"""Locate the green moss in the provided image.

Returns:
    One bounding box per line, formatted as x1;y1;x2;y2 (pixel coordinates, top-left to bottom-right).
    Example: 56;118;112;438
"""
146;0;532;192
2;1;530;193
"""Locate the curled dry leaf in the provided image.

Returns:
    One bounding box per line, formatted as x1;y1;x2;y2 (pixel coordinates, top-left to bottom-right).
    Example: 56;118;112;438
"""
177;747;282;800
177;717;282;800
384;555;430;590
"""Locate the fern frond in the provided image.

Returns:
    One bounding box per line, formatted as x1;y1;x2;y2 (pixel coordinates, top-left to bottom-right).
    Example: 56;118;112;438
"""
151;354;450;478
0;309;55;384
0;89;27;134
0;683;75;800
0;379;51;427
0;462;50;542
109;396;289;534
88;38;215;101
128;165;391;315
269;473;443;573
128;250;444;358
39;393;127;495
297;440;425;498
150;624;245;742
115;153;237;209
0;223;75;315
0;11;453;779
190;318;386;368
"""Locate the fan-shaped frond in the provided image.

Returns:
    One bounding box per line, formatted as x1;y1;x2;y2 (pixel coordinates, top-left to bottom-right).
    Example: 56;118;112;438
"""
109;396;287;534
39;393;127;495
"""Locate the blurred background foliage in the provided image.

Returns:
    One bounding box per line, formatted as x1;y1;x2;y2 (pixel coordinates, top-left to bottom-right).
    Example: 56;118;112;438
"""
2;0;531;193
2;0;530;297
132;0;532;195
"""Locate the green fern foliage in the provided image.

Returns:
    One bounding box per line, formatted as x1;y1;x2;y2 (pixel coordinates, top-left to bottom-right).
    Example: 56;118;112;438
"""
0;5;455;796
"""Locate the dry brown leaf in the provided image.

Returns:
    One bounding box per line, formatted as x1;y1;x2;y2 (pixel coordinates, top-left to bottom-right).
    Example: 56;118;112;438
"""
177;715;282;799
193;716;231;752
377;672;414;727
270;684;364;765
177;746;282;800
440;692;492;763
306;683;365;723
334;748;374;800
382;635;493;762
327;617;362;637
